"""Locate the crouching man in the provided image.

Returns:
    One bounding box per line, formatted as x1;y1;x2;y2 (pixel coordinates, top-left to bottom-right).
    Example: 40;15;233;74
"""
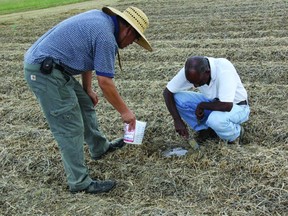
163;56;250;144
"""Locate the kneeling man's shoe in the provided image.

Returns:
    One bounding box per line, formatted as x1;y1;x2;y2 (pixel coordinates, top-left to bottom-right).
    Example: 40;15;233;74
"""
195;127;218;143
228;126;245;145
93;138;126;160
71;180;116;194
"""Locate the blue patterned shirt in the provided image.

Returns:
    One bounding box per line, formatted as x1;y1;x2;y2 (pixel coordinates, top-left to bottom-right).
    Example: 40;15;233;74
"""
24;10;119;77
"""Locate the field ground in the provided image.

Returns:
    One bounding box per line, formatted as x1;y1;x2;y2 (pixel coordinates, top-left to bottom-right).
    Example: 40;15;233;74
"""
0;0;287;215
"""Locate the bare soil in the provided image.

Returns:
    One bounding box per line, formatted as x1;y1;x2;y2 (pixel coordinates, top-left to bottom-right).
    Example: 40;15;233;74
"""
1;0;287;215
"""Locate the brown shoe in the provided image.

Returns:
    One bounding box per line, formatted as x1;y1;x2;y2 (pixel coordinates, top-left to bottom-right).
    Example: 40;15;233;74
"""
228;126;245;145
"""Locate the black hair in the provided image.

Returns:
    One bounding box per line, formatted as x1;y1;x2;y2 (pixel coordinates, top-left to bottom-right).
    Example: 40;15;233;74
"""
185;56;210;76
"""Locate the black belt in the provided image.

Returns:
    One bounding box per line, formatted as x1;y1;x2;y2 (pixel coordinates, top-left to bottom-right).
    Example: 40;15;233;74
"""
54;63;73;76
40;58;73;77
54;63;65;72
237;100;247;105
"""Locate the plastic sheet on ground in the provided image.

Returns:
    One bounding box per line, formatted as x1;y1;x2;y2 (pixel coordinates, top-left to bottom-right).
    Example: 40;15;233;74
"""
162;147;188;157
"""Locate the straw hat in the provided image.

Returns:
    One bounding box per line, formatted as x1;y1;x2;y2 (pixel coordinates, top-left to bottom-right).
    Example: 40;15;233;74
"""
102;6;152;52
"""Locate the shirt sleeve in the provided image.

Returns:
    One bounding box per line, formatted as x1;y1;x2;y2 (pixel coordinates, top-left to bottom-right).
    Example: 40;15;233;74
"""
166;67;193;93
94;39;117;78
217;68;237;102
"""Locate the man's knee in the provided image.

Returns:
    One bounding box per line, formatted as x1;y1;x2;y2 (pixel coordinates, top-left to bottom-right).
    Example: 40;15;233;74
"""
173;91;196;108
206;111;228;131
174;92;185;104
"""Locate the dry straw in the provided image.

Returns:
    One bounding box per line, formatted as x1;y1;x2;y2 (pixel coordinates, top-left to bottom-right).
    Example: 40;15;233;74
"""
1;0;287;215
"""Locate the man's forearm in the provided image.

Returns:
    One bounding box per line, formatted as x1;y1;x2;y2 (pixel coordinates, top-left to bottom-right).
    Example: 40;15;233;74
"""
163;88;182;122
81;71;93;92
198;101;233;112
97;76;129;114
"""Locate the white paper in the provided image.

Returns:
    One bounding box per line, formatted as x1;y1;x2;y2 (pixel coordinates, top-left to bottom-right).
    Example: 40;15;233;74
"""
124;120;147;144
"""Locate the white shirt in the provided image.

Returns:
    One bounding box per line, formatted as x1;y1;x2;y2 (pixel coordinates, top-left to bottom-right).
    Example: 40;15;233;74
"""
166;57;248;103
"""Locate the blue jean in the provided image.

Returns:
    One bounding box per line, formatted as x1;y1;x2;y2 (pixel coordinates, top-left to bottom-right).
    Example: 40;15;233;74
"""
174;91;250;142
24;63;110;191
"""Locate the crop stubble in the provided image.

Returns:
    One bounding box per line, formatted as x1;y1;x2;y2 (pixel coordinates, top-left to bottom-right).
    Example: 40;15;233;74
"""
0;0;287;215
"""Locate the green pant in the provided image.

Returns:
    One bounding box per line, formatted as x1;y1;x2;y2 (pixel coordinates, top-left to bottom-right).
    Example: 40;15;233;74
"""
24;63;110;191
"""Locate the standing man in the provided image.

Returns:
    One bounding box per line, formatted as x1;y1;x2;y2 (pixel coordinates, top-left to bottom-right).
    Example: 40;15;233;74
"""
163;56;250;144
24;6;152;194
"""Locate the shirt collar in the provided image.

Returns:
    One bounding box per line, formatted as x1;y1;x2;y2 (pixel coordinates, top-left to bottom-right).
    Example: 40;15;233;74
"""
206;57;216;84
110;15;119;43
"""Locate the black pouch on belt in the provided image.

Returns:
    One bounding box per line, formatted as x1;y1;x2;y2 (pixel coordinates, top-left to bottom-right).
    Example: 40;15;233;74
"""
40;57;53;74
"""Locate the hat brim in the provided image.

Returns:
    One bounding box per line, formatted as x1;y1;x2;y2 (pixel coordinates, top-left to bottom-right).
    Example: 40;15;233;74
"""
102;6;152;52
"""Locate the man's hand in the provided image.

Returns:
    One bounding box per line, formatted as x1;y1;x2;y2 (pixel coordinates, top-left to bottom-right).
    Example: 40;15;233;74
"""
195;101;234;120
81;71;99;106
163;88;189;138
86;89;99;106
121;110;136;131
174;119;189;139
195;105;204;120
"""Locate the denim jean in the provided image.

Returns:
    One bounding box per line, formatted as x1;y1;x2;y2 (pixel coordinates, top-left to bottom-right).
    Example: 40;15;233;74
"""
24;63;110;191
174;91;250;142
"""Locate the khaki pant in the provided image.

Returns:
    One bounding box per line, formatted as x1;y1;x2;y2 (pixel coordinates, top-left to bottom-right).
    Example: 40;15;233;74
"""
24;63;109;191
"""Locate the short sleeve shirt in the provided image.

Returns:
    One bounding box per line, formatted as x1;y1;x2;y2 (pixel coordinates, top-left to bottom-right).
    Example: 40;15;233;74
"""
24;10;118;77
166;57;248;103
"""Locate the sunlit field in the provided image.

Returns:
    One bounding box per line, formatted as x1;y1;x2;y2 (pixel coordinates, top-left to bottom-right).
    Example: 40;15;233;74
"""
0;0;89;15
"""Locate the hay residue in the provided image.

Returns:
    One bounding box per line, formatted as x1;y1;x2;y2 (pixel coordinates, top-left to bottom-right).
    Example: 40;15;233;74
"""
1;0;287;215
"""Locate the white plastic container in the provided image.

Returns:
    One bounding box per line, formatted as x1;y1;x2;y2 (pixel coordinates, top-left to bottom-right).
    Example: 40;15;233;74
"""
124;120;147;144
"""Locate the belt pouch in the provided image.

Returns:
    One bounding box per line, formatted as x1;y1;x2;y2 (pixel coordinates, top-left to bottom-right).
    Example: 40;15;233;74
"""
40;57;53;74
